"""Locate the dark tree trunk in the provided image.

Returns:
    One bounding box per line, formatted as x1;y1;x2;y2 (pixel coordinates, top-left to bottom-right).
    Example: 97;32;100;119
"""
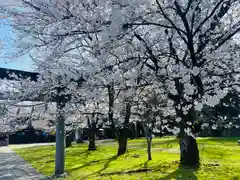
117;102;131;155
108;82;114;124
147;137;152;161
87;116;97;151
128;123;136;139
65;132;73;148
117;129;128;155
108;82;119;139
143;124;152;161
88;132;96;150
179;135;200;168
174;106;200;168
136;121;142;138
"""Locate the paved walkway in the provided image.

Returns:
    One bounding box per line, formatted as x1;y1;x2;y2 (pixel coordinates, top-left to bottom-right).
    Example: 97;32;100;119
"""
0;146;46;180
9;143;55;149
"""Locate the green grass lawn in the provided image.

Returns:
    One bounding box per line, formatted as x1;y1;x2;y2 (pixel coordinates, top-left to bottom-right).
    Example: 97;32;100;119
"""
14;137;240;180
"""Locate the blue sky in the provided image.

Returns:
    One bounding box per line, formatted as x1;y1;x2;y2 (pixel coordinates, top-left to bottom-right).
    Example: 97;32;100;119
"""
0;19;33;71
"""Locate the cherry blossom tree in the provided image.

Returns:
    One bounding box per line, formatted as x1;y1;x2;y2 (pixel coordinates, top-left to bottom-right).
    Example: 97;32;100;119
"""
1;0;240;169
0;0;113;176
74;98;107;150
131;86;177;160
93;0;240;167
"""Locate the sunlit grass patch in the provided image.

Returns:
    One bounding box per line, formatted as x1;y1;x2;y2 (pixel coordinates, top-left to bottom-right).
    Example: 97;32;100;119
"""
13;137;240;179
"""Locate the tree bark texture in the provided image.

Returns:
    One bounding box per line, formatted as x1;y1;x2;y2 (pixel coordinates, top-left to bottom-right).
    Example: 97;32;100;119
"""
117;102;131;156
66;131;73;148
143;124;152;161
179;135;200;167
88;120;97;151
88;132;97;150
147;137;152;161
175;107;200;168
117;129;128;155
108;82;119;140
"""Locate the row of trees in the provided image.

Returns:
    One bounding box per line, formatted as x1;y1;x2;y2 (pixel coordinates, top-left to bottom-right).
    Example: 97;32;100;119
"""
0;0;240;176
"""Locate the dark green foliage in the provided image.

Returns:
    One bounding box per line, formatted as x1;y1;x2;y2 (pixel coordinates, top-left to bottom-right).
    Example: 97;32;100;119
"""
198;90;240;137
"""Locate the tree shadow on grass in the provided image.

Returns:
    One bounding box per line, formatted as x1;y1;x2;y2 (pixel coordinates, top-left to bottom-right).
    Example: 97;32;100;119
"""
80;155;119;179
66;158;106;173
67;149;91;158
158;165;198;180
99;168;152;177
70;154;160;179
98;160;167;177
66;154;118;174
96;161;198;180
131;160;154;171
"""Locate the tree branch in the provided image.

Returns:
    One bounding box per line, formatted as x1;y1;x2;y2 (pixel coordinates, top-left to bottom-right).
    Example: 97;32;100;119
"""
156;0;188;44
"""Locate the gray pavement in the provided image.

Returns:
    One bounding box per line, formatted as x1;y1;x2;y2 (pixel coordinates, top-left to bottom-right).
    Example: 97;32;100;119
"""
0;146;46;180
9;143;55;149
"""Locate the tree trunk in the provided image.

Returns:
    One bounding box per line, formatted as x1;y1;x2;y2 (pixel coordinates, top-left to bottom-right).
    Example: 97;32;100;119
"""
88;132;96;151
147;137;152;161
117;102;131;155
55;114;65;176
66;132;73;148
175;107;200;168
143;124;152;161
108;82;119;140
179;135;200;168
117;129;128;155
